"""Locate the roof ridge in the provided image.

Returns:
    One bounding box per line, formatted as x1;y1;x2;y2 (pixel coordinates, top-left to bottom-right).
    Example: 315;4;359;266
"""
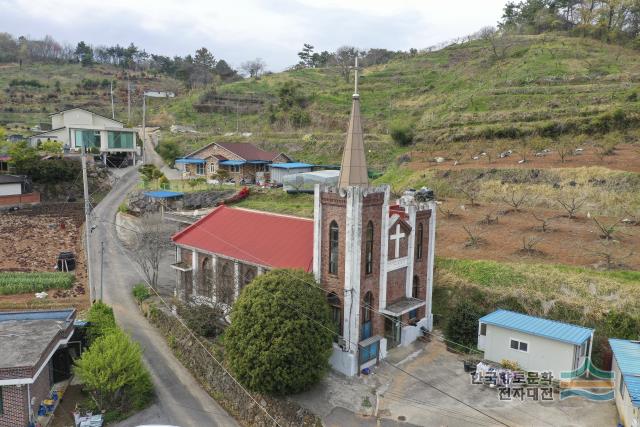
230;206;313;221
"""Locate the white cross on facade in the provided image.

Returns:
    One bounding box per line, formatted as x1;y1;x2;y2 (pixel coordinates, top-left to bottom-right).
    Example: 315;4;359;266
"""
390;224;405;259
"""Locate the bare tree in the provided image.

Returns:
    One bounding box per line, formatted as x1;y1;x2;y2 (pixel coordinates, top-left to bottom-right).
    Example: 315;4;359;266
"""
456;182;481;206
531;212;554;232
478;26;513;60
131;214;172;290
334;46;359;82
501;185;531;212
241;58;266;78
585;241;634;270
520;236;544;256
554;136;576;163
556;193;586;219
592;217;623;240
479;209;500;225
462;225;486;248
438;204;460;219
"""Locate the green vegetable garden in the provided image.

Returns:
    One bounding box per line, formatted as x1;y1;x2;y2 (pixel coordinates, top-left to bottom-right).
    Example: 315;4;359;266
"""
0;272;75;295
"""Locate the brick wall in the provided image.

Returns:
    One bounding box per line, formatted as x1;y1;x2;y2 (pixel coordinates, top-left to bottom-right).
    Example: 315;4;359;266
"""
359;193;384;339
0;385;28;427
413;210;432;320
0;192;40;208
29;363;51;420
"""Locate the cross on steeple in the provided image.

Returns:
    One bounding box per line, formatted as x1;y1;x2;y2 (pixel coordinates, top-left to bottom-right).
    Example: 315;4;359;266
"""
337;56;368;188
390;224;406;258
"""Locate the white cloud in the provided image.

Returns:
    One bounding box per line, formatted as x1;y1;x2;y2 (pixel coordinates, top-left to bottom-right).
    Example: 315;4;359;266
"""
0;0;508;70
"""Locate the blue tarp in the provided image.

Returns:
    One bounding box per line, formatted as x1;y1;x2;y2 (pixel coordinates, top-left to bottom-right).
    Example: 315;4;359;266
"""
175;158;205;164
144;190;184;199
270;162;313;169
219;160;246;166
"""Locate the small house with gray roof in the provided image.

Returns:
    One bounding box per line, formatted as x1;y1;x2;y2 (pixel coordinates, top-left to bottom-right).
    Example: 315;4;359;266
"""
0;309;76;427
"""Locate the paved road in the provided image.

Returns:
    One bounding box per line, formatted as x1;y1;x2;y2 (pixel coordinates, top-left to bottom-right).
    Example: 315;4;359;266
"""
89;166;238;427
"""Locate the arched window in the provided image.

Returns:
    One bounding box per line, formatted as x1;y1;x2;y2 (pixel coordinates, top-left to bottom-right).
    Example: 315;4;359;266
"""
329;221;339;275
200;257;212;297
362;291;373;323
415;223;424;260
365;221;374;275
327;292;342;339
243;268;255;288
219;263;234;305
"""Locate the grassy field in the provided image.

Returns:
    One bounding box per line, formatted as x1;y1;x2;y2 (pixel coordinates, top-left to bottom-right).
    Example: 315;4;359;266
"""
233;188;314;218
0;272;75;295
434;257;640;362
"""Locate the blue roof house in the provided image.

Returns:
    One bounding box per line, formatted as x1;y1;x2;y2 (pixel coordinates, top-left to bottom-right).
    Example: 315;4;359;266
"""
609;339;640;427
478;309;594;376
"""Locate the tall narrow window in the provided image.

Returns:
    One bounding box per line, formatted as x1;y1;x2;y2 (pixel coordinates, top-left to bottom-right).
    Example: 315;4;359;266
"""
329;221;339;275
200;257;212;297
327;292;342;339
363;291;373;323
0;385;3;415
365;221;374;275
415;223;424;260
409;276;419;320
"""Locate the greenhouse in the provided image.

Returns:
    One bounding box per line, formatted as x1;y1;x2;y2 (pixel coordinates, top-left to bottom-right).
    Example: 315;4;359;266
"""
282;170;340;193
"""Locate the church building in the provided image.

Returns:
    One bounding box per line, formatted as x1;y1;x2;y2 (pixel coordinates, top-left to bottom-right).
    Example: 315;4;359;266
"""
171;66;437;376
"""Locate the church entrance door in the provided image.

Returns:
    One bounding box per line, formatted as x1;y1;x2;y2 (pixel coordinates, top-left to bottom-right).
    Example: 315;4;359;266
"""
385;316;401;348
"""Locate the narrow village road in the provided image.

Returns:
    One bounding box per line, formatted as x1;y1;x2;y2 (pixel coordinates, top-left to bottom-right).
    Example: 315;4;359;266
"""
89;166;238;427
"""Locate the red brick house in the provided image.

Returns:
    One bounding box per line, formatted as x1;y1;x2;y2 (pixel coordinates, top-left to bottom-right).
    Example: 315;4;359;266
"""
175;142;291;184
171;74;436;376
0;309;76;427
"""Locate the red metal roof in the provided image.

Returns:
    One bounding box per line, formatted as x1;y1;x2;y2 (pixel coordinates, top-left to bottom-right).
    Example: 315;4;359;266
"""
172;206;313;271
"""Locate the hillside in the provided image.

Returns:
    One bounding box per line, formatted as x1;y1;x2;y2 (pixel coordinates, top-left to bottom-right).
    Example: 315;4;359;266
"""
161;34;640;152
0;62;182;129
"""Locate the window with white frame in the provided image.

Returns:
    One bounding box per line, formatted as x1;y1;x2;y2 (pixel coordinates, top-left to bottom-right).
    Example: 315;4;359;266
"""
196;163;205;175
480;323;487;336
209;162;215;174
510;338;528;352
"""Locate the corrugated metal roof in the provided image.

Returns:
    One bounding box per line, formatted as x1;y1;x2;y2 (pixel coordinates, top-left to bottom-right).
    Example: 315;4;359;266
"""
172;205;313;271
270;162;313;169
219;160;246;166
480;309;593;345
609;339;640;406
175;158;206;164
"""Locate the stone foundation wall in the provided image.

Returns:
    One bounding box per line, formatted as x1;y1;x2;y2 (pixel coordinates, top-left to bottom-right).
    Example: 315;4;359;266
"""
147;304;321;427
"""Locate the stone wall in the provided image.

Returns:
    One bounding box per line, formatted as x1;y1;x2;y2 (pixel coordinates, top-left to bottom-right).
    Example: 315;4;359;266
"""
147;305;322;427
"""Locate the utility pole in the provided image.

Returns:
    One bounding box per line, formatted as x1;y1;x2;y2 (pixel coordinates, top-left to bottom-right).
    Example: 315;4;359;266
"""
80;142;95;303
100;241;104;301
142;94;146;164
110;81;115;119
236;102;239;133
127;80;131;124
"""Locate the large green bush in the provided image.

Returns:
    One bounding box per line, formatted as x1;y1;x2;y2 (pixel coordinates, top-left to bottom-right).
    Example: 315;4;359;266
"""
224;269;333;395
389;119;415;146
444;300;484;351
86;301;116;344
74;328;153;413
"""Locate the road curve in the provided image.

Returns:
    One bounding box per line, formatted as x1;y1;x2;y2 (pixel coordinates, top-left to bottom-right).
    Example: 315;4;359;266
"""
89;166;239;427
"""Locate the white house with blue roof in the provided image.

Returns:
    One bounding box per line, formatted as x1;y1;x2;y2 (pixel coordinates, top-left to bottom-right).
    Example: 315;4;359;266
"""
609;339;640;427
478;309;594;376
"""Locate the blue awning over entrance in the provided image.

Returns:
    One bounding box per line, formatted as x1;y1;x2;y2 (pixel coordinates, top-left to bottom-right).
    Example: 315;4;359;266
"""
175;158;205;164
219;160;246;166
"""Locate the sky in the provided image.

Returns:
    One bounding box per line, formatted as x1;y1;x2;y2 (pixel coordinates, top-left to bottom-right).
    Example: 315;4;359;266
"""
0;0;509;71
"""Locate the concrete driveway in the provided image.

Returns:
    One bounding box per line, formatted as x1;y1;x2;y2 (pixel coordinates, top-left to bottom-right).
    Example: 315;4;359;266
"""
379;340;617;427
294;339;617;427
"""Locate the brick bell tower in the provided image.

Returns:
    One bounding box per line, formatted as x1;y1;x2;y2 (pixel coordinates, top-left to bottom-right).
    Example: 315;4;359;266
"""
313;59;436;377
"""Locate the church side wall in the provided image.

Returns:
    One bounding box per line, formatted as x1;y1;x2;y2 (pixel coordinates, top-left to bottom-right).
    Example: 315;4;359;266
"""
414;210;432;321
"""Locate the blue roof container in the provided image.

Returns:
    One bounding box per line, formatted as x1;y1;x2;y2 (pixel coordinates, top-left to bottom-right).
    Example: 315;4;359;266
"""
479;309;593;345
270;162;313;169
609;339;640;406
144;190;184;199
